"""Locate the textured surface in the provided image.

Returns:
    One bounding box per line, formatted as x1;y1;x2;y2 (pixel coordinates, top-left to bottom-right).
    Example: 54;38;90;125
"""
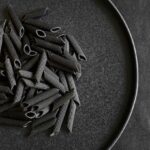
0;0;148;150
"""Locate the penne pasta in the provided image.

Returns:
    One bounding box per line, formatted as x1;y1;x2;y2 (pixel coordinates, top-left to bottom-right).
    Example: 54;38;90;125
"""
0;117;27;127
7;4;24;38
47;51;81;73
67;100;77;133
35;106;50;118
23;7;49;20
34;38;62;54
50;101;70;136
4;33;21;69
22;55;39;70
8;21;22;53
23;18;52;31
30;118;56;135
34;51;47;83
18;70;33;79
32;109;58;127
14;80;24;103
0;85;13;94
52;89;74;111
24;24;46;38
5;57;16;90
67;35;87;61
22;78;49;90
32;93;61;111
22;88;59;108
44;70;65;93
66;73;81;106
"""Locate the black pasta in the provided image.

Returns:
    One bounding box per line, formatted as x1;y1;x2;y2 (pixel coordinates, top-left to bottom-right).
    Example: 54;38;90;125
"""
7;4;24;38
0;5;87;138
30;118;56;135
5;57;16;90
0;20;5;54
13;80;24;103
22;78;49;90
23;18;53;31
25;88;36;100
0;117;27;127
34;38;63;54
67;34;87;61
0;85;13;94
44;34;64;45
22;34;32;55
22;88;59;108
0;110;28;121
47;51;81;73
66;73;81;106
52;89;75;111
4;33;21;69
23;7;49;20
35;106;50;118
24;24;46;38
8;21;22;53
18;70;33;79
0;102;15;113
67;100;77;133
50;101;70;136
34;51;47;83
32;93;61;111
32;109;58;127
43;70;65;93
22;54;39;70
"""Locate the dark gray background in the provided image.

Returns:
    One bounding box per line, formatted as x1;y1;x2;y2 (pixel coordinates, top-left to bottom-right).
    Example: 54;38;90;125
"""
0;0;149;150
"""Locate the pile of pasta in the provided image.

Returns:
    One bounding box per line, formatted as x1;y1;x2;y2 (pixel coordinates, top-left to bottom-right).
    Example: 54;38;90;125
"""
0;4;87;136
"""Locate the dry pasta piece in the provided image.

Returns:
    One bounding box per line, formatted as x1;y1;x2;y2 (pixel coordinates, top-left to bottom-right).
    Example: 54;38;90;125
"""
5;57;16;90
7;4;24;37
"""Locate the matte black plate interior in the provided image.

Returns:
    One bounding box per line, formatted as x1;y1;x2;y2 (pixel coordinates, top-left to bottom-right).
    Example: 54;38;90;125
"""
0;0;135;149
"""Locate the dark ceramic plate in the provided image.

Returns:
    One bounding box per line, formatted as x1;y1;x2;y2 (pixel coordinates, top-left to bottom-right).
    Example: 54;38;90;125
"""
0;0;137;150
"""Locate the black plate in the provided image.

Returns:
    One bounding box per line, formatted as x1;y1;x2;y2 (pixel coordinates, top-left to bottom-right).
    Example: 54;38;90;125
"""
0;0;137;150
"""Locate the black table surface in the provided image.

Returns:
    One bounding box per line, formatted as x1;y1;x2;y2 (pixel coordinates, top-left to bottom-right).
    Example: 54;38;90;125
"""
0;0;149;150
